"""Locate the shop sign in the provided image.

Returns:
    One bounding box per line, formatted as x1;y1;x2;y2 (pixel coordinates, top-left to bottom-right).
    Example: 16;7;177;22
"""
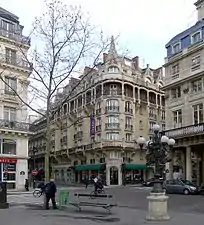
0;158;17;163
165;124;204;138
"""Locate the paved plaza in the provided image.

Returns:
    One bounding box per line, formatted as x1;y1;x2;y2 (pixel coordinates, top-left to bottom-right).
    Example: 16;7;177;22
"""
3;186;204;225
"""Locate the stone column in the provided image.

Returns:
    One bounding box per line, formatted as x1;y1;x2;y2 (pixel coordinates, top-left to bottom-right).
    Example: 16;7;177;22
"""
118;166;122;186
106;166;110;186
186;146;192;181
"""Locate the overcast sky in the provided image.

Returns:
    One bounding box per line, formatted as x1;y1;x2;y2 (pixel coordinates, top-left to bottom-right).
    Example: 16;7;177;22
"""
1;0;197;68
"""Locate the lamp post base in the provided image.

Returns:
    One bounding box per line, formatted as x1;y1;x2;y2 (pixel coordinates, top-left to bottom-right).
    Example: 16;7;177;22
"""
146;192;170;221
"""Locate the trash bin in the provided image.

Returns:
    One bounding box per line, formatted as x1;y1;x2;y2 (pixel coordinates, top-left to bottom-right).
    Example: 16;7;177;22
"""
0;182;9;209
59;190;69;208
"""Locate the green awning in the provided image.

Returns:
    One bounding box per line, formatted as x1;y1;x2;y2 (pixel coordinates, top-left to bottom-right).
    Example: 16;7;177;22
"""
123;163;148;170
75;163;105;171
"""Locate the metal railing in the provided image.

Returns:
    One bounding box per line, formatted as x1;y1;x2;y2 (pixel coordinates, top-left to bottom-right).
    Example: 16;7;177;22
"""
0;28;31;45
0;119;34;132
0;53;31;70
105;123;120;129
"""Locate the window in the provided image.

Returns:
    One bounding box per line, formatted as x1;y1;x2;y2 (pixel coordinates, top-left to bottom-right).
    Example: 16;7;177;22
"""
172;43;180;54
125;101;132;113
125;116;132;125
90;159;95;164
161;110;165;121
110;151;119;158
193;103;203;124
0;20;15;32
96;133;101;141
96;117;101;125
126;133;132;141
191;79;202;93
5;48;17;65
106;99;119;112
106;132;119;140
149;108;156;120
149;122;156;133
173;109;182;128
108;66;119;73
2;139;16;155
5;77;17;94
191;31;201;45
4;107;16;121
107;115;119;124
109;84;117;95
171;87;181;98
191;55;201;71
171;64;179;79
161;124;165;131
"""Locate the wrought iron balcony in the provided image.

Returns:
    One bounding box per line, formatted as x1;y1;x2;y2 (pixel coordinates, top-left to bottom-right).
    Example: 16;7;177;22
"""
105;123;120;129
125;124;133;131
0;28;31;45
105;106;119;112
149;113;157;120
125;108;133;114
0;53;31;70
0;119;34;132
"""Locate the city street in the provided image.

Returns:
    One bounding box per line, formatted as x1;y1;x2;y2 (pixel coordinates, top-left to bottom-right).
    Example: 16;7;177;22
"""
4;186;204;225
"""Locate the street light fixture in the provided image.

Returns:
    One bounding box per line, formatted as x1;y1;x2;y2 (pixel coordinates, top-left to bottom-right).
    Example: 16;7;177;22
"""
137;124;175;193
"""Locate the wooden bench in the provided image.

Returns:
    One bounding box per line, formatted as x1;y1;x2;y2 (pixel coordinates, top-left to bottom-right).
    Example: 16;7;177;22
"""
70;193;117;214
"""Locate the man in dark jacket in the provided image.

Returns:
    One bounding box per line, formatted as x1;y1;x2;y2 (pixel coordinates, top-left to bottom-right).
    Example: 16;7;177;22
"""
45;179;57;210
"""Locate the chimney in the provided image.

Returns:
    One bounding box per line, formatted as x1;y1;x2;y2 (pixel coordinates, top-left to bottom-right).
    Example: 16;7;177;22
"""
103;53;108;63
132;56;139;70
195;0;204;21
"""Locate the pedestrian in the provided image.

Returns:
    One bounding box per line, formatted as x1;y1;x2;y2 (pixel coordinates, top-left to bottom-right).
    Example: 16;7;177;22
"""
85;175;89;189
44;178;57;210
25;179;29;191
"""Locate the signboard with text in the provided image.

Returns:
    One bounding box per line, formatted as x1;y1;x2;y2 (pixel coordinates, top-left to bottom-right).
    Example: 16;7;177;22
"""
0;158;17;163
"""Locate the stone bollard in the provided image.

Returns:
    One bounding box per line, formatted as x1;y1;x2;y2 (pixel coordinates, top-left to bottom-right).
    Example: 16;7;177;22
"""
146;192;170;221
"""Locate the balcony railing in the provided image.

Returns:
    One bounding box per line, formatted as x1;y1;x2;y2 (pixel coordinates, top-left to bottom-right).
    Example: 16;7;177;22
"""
149;113;157;120
0;119;34;132
105;106;119;112
125;108;133;114
96;125;101;132
125;124;133;131
0;28;31;45
0;53;31;70
105;123;120;129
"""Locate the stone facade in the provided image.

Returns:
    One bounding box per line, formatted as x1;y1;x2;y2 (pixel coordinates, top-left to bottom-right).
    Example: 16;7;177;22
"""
163;0;204;185
29;37;165;186
0;7;32;190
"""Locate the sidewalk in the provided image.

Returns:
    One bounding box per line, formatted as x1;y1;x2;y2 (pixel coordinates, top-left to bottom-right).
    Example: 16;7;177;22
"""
1;205;204;225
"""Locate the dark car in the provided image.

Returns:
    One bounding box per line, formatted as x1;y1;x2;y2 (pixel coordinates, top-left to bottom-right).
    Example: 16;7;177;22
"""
163;179;199;195
143;177;164;187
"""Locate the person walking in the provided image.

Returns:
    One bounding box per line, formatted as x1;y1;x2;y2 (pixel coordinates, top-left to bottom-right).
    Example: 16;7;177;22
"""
44;179;57;210
25;179;29;191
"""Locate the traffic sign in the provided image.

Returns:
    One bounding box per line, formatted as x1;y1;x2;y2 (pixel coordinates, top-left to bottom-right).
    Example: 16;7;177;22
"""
32;170;38;175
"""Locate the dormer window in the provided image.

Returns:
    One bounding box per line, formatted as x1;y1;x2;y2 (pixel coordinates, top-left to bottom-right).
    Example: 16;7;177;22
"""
108;66;119;73
172;42;181;54
191;31;202;45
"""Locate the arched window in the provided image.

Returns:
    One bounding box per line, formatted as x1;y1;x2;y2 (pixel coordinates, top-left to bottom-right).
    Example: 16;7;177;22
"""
108;66;119;73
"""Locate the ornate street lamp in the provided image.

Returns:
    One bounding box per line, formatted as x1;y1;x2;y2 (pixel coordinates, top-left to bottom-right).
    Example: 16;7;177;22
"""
137;124;175;221
137;124;175;193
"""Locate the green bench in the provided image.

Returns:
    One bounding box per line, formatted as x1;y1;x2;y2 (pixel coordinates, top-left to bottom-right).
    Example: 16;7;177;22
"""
70;193;117;214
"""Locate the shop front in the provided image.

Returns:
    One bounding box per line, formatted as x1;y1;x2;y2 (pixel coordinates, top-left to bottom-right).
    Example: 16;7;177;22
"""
164;123;204;186
74;163;106;183
0;158;17;189
122;163;153;184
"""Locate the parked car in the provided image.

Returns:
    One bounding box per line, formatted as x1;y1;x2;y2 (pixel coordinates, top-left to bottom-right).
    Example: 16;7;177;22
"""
163;179;199;195
142;177;164;187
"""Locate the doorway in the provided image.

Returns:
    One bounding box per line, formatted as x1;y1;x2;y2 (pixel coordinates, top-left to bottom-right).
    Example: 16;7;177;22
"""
110;166;118;185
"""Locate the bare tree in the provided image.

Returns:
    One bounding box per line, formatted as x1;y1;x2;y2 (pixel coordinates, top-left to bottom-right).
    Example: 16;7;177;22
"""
0;0;112;182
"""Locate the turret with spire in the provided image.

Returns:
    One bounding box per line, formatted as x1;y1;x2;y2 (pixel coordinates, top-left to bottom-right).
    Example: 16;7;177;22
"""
106;36;118;64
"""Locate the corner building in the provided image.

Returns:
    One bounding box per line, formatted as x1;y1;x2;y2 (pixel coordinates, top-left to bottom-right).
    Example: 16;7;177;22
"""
163;0;204;185
29;38;165;186
0;7;32;189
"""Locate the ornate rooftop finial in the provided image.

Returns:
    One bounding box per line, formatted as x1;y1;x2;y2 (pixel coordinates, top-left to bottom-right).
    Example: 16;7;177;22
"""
107;36;118;62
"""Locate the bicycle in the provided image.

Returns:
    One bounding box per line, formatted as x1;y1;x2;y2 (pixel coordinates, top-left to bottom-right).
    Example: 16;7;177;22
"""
33;188;43;197
90;188;105;199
